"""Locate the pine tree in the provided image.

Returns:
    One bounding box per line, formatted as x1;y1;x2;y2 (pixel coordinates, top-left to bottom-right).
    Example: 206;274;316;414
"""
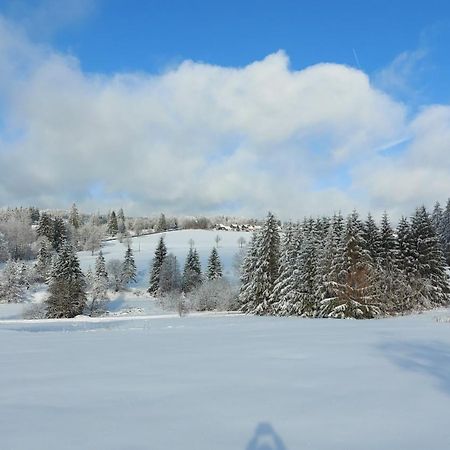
69;203;80;229
207;247;223;280
0;231;10;262
239;212;280;315
182;247;202;292
122;245;137;286
148;236;167;294
46;243;87;318
107;211;118;236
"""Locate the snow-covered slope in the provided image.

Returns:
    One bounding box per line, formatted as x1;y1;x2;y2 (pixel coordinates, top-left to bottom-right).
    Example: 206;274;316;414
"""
1;310;450;450
79;229;250;288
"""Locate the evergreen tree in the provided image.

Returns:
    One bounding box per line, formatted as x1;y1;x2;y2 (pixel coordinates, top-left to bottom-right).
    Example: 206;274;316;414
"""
0;231;10;262
410;206;449;306
117;208;126;235
320;211;380;318
207;247;223;280
271;224;302;315
46;243;87;318
159;253;181;294
52;217;67;252
441;199;450;265
0;260;28;303
156;213;167;232
363;213;381;263
379;212;397;268
239;212;280;315
36;213;54;242
34;238;53;281
89;250;109;313
182;247;203;292
69;203;81;229
148;236;167;294
107;211;118;236
121;246;137;286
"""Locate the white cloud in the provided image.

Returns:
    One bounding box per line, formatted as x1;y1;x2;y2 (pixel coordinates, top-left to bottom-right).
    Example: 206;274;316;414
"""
0;16;449;219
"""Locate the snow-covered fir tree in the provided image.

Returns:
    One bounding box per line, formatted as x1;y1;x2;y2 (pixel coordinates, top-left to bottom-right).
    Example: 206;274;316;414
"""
156;213;167;232
363;213;381;263
319;211;380;319
159;253;181;294
271;223;302;315
441;198;450;265
239;212;280;315
182;247;202;292
107;211;118;236
410;206;449;306
0;260;29;303
69;203;80;229
34;238;53;281
36;213;54;242
148;235;167;294
206;247;223;280
0;231;10;262
89;250;109;314
121;245;137;286
52;217;67;252
46;243;86;318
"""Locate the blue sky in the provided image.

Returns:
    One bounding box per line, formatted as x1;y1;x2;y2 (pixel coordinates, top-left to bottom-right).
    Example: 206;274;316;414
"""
0;0;449;218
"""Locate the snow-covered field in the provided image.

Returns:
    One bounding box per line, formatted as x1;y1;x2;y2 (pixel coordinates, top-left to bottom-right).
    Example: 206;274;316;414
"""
2;309;450;450
2;230;450;449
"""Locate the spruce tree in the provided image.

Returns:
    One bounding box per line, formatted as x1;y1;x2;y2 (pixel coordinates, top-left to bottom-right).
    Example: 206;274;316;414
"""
69;203;80;229
34;238;53;281
271;223;302;315
182;247;202;292
90;250;109;313
148;236;167;294
36;213;54;242
320;211;379;318
239;212;280;315
207;247;223;280
122;245;137;286
441;199;450;265
107;211;119;236
410;206;449;306
46;243;87;318
156;213;167;232
363;213;381;263
379;212;397;268
52;217;67;252
159;253;181;294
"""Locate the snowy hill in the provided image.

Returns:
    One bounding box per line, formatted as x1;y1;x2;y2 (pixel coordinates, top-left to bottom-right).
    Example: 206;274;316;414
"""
78;229;250;288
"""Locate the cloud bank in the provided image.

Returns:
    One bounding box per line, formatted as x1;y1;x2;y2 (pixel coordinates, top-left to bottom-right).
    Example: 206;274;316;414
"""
0;17;449;219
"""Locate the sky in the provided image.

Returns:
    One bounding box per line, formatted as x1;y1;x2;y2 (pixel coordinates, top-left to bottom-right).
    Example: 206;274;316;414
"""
0;0;449;220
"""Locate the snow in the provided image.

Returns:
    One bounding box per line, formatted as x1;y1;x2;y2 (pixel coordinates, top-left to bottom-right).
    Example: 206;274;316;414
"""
79;229;250;288
2;309;450;449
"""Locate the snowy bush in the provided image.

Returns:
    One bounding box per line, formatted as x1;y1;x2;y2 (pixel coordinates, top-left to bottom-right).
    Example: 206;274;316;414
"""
23;303;47;320
189;278;238;311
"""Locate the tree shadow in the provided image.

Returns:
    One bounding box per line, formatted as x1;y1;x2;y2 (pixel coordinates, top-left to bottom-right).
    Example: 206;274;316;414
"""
246;422;287;450
378;340;450;395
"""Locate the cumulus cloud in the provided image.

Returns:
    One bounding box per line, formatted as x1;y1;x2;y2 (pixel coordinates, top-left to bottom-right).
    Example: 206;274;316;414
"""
0;16;448;219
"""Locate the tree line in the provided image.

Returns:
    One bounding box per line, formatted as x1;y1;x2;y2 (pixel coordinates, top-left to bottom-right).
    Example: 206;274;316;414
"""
239;204;450;319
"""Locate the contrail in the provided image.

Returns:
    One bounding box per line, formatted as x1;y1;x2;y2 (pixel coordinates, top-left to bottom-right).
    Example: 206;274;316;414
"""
352;48;362;70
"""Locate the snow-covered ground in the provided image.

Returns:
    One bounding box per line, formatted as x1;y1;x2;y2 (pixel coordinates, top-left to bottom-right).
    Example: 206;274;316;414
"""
2;309;450;450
